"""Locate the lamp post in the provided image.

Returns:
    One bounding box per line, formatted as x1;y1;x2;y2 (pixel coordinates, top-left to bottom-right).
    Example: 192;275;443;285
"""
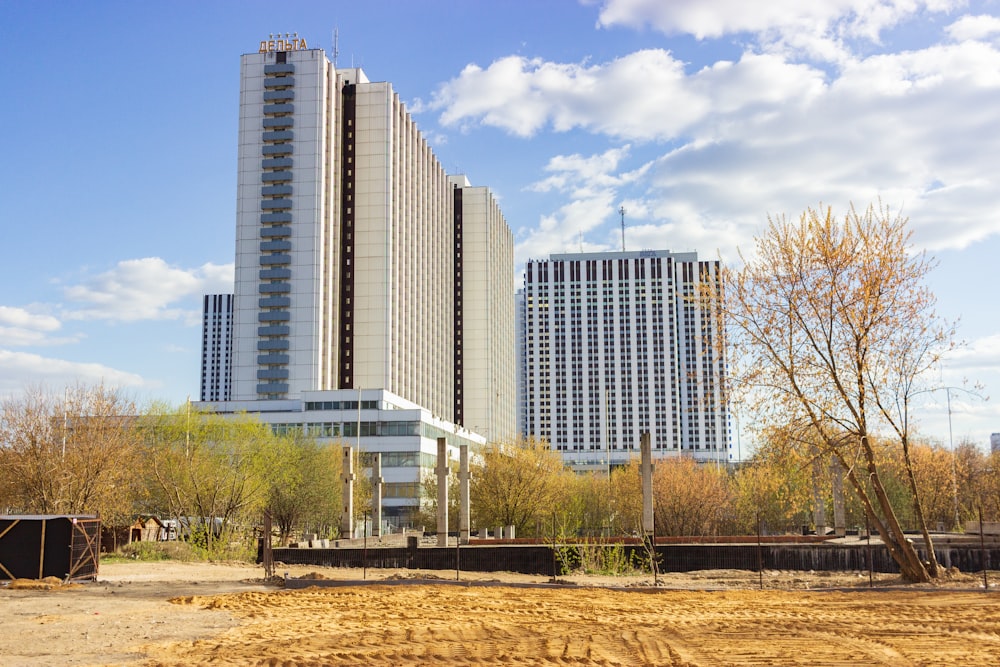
920;385;986;531
944;386;986;530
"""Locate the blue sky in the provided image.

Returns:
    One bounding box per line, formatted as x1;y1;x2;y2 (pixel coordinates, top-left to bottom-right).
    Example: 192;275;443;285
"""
1;0;998;449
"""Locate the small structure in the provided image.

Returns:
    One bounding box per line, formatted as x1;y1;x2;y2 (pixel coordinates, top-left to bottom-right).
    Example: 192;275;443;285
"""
130;515;167;543
0;515;101;581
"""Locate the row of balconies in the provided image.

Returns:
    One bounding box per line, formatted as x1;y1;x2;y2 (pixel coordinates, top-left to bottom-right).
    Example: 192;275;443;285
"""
258;65;295;397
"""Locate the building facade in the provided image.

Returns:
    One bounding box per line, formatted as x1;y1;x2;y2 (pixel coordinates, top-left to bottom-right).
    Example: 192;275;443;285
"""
206;42;515;443
200;294;233;401
201;388;485;527
519;250;729;470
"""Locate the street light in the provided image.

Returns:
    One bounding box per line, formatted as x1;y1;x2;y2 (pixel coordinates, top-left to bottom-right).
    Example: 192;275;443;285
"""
944;386;986;530
921;385;986;530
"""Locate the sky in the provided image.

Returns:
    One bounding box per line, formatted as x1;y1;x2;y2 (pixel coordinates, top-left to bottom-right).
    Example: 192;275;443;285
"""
1;0;998;451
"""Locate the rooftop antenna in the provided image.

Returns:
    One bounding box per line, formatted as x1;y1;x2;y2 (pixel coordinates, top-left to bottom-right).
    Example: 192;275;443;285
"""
619;205;627;252
332;27;339;67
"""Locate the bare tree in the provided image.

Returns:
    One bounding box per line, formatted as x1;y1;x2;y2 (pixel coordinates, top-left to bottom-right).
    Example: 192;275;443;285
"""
0;383;142;525
725;202;954;582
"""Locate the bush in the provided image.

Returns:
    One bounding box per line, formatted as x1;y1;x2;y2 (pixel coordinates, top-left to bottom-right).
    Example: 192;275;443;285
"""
116;541;198;561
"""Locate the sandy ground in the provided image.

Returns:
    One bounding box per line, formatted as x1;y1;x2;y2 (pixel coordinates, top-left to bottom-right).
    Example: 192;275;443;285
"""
2;560;1000;666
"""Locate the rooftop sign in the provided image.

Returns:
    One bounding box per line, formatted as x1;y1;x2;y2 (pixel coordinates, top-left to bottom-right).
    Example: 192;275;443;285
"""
260;33;308;53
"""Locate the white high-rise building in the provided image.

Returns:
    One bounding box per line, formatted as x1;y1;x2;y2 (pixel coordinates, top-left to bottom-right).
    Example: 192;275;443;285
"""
199;39;516;525
214;41;515;443
519;250;729;470
200;294;233;402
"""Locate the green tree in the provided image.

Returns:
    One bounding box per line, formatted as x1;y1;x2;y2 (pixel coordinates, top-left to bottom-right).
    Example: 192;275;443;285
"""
141;404;280;555
725;202;954;581
267;435;342;544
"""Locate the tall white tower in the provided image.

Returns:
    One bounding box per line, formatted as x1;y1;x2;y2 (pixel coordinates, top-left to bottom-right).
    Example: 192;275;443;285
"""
221;40;515;440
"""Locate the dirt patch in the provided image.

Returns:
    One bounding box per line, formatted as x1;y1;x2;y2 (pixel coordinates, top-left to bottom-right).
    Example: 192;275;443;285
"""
1;561;998;665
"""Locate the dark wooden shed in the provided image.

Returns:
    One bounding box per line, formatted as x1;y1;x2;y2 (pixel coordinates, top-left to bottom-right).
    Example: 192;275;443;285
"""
0;515;101;581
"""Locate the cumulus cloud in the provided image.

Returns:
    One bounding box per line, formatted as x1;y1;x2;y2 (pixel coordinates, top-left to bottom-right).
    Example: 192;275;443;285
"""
432;50;824;141
0;350;148;398
62;258;234;325
943;333;1000;374
946;14;1000;41
594;0;964;47
433;20;1000;257
0;306;80;347
515;147;652;265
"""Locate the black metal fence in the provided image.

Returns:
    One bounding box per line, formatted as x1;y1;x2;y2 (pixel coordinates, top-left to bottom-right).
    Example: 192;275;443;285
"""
266;541;1000;577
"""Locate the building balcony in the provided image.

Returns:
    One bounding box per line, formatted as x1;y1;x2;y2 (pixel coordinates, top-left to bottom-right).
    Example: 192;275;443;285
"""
261;171;292;184
263;76;294;88
262;132;293;144
264;64;295;75
263;117;293;129
261;199;292;211
261;184;292;197
259;267;291;280
259;253;291;265
263;103;294;115
259;239;291;252
262;144;292;157
258;283;291;294
258;310;290;322
261;157;293;170
257;325;290;336
258;295;290;308
256;382;289;394
257;339;290;351
263;89;294;101
260;226;291;238
257;353;289;365
257;368;289;380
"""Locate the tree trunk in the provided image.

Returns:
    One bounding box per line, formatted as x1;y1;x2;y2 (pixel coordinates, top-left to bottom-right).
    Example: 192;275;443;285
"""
843;453;930;582
900;437;940;576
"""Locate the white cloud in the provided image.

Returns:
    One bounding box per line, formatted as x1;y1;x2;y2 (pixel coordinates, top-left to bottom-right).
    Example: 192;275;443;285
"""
62;258;234;324
946;14;1000;41
432;50;825;142
943;333;1000;374
443;35;1000;259
515;147;652;265
0;305;80;347
594;0;964;44
0;350;148;398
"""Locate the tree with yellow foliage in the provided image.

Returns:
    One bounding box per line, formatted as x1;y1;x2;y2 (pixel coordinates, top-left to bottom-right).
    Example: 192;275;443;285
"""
470;436;568;537
725;202;954;581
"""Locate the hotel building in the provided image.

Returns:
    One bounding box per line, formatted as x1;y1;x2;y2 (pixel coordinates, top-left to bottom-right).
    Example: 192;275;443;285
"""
519;250;730;470
199;41;515;525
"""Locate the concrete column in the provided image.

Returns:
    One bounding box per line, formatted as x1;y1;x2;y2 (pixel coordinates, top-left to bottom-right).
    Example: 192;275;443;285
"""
640;432;654;535
436;437;449;547
459;444;471;545
831;458;847;536
341;445;355;539
811;450;827;536
371;452;383;538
